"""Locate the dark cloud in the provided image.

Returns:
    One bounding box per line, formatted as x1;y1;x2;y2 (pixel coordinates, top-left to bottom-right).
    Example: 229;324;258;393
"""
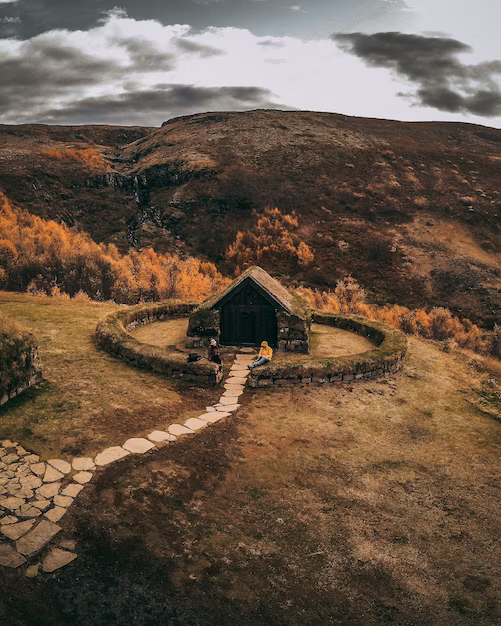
332;32;501;117
174;38;223;57
0;0;408;39
0;34;179;121
32;84;282;126
111;36;175;70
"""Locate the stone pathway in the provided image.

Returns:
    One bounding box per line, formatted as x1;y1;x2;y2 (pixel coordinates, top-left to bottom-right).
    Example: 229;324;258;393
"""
0;351;254;576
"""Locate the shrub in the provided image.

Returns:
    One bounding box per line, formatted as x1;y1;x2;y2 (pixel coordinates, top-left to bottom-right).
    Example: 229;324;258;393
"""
0;193;230;304
43;147;108;172
226;208;314;269
300;276;494;357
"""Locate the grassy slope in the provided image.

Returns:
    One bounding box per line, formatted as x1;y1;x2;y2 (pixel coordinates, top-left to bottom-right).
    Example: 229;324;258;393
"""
2;111;501;323
1;336;494;625
0;292;222;458
1;295;501;623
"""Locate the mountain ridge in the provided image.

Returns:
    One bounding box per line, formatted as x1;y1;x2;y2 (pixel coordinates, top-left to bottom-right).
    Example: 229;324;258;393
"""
1;109;501;325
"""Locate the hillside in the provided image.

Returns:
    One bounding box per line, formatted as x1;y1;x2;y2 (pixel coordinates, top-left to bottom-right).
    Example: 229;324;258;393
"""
1;110;501;324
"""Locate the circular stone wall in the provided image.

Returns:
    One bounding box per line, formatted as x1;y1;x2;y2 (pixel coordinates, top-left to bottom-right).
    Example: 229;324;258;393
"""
94;301;223;386
248;312;407;388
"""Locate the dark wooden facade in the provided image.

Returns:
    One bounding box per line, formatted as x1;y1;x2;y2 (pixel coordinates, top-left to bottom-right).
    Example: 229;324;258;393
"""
218;279;278;347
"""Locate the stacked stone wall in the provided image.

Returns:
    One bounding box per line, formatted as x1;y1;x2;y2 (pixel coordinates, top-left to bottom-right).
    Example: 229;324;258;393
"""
277;311;310;353
94;302;223;386
249;312;407;388
0;332;42;407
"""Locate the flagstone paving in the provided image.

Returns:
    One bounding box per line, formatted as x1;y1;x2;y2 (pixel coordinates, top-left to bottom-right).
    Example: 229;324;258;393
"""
42;547;77;573
0;350;253;576
122;438;156;454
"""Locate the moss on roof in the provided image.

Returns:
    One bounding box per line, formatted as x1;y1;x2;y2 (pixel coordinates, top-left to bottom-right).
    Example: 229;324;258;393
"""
197;266;309;319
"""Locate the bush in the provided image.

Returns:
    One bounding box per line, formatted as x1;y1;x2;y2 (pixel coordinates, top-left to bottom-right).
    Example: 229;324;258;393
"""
0;314;42;399
226;208;314;269
0;193;230;304
299;276;494;357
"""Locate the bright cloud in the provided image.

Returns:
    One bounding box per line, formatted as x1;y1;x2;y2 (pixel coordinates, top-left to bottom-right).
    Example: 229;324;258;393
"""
0;11;499;127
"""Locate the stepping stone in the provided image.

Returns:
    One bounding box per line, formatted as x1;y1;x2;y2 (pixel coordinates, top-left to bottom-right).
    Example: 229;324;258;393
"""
216;404;239;412
122;438;156;454
184;418;208;431
73;472;93;484
16;520;61;556
3;453;19;463
223;390;244;398
16;446;28;456
0;515;18;525
43;465;65;483
0;496;24;511
54;495;73;508
224;384;245;390
47;459;71;475
59;539;76;551
26;563;40;578
17;485;34;499
30;462;46;476
72;457;95;472
45;507;67;523
239;347;256;353
94;447;130;466
20;475;42;489
36;482;61;499
205;406;216;412
61;484;84;498
24;454;40;464
199;412;229;424
219;396;241;405
32;500;51;511
225;377;247;385
19;504;42;517
147;431;176;443
198;412;230;422
168;424;194;437
1;440;17;447
1;519;35;540
0;544;26;568
42;547;77;573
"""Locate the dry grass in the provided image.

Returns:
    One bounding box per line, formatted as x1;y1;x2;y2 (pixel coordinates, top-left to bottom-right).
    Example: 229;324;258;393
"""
132;319;374;359
81;336;501;624
130;318;190;349
0;292;221;459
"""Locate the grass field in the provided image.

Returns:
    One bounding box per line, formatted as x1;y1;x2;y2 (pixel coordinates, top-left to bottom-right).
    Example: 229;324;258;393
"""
131;319;374;357
61;337;499;625
2;293;501;625
0;292;222;459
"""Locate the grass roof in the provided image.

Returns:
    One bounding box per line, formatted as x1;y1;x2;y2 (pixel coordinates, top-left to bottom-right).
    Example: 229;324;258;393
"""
198;266;308;318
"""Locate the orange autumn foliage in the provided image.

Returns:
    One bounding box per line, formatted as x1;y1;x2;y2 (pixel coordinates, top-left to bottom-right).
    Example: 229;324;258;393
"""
299;276;494;356
43;147;108;171
0;193;229;304
226;208;314;269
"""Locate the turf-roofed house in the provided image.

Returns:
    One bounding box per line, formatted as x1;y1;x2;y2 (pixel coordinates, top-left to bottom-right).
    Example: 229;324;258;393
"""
187;266;311;353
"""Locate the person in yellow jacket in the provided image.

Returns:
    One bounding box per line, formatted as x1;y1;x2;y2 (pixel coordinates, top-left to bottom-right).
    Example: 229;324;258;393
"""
248;340;273;369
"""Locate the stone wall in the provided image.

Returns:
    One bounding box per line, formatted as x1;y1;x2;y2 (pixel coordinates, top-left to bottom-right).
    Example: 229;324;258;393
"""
248;312;407;388
186;308;220;348
94;302;223;386
0;331;42;407
277;311;310;353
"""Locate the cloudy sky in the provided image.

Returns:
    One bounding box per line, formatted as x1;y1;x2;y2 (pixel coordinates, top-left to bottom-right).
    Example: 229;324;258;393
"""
0;0;500;127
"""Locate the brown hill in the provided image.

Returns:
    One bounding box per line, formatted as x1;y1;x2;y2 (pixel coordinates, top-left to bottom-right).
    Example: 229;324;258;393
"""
1;110;501;325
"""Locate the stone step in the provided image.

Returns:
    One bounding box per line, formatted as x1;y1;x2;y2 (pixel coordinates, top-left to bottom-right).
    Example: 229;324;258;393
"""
16;520;61;556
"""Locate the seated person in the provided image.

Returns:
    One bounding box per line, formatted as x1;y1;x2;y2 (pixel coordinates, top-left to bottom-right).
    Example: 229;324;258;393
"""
248;340;273;369
208;338;223;370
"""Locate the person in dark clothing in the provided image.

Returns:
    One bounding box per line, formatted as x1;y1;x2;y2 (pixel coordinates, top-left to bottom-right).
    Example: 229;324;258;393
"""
208;338;223;370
